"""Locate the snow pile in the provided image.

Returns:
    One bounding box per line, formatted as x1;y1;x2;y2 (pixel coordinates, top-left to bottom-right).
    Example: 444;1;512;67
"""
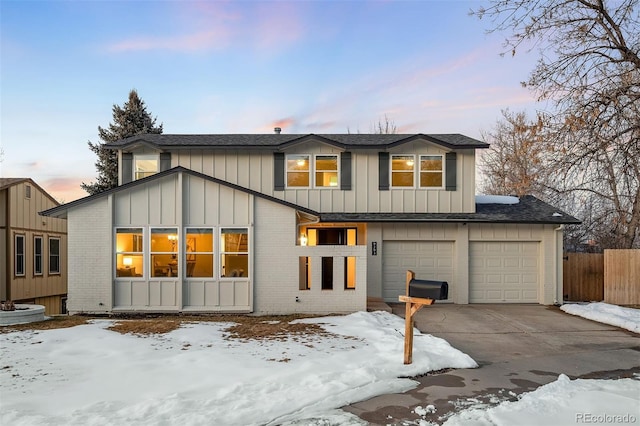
475;195;520;204
0;311;476;426
441;374;640;426
561;302;640;333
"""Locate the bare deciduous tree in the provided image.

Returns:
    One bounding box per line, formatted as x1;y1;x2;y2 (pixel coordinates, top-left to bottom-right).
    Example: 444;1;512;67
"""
480;109;549;198
474;0;640;248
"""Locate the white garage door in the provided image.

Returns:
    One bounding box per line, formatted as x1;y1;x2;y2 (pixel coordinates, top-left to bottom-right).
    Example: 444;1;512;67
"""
382;241;454;302
469;242;539;303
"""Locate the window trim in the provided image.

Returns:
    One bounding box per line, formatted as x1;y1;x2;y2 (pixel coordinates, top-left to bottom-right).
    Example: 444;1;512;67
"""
285;154;311;188
15;234;26;277
134;153;160;180
48;237;61;275
219;227;249;279
419;154;445;189
313;154;340;188
184;227;215;279
34;235;43;276
390;154;416;188
150;227;178;279
115;227;145;279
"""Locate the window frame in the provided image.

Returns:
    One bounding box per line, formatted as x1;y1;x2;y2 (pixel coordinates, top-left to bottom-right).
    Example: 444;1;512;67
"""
313;154;340;188
134;153;159;180
15;234;25;277
184;227;215;279
285;154;311;188
34;235;43;276
390;154;416;188
419;154;445;189
25;185;32;199
150;227;179;279
48;237;61;275
219;227;249;279
115;227;145;278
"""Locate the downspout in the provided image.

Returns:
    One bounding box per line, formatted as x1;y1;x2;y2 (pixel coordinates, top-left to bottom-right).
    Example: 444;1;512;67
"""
554;224;565;305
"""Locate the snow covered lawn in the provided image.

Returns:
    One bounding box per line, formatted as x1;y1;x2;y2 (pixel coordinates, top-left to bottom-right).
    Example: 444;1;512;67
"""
0;311;476;426
560;301;640;333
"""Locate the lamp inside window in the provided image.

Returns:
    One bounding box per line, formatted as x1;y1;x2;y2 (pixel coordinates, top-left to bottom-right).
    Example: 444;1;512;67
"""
123;256;133;268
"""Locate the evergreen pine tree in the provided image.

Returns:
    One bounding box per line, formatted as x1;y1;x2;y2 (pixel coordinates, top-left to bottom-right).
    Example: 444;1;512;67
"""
81;89;163;194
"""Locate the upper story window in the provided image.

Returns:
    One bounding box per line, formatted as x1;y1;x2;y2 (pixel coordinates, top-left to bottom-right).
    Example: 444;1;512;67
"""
286;155;310;187
419;155;444;188
25;185;32;199
391;155;415;187
315;155;339;187
286;154;340;188
134;154;159;180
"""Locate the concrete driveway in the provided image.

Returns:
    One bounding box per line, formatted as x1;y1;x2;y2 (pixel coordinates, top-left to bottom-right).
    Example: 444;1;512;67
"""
343;304;640;425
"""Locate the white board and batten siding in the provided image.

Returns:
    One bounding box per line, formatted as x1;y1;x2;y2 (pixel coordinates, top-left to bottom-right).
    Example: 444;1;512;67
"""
112;172;253;313
169;138;477;214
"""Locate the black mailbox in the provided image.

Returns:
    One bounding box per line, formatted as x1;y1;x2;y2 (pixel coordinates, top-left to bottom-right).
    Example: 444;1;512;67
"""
408;279;448;300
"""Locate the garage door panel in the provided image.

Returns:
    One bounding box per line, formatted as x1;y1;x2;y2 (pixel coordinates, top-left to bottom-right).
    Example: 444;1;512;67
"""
470;242;539;303
382;241;454;302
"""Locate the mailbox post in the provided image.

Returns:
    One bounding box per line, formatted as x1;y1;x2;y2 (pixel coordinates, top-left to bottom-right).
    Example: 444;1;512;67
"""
399;270;448;365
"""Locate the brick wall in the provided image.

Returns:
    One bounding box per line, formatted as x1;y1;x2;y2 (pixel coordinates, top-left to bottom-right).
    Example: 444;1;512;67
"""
67;198;112;313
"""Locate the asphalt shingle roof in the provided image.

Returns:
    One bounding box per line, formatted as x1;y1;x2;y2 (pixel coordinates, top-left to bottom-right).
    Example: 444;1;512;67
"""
319;195;580;224
105;133;489;150
41;167;579;224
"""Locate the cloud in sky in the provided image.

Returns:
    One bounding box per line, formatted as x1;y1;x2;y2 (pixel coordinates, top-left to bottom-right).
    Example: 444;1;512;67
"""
107;1;307;54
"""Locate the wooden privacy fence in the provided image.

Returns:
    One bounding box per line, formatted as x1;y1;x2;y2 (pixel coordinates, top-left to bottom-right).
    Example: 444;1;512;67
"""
563;252;604;302
563;249;639;305
604;249;640;306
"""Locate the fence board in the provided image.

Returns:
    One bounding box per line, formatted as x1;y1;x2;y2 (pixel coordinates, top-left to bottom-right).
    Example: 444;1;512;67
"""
563;253;604;302
604;249;640;306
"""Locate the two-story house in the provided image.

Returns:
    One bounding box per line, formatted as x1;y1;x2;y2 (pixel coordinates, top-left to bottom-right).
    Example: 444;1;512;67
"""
1;178;68;314
41;132;579;315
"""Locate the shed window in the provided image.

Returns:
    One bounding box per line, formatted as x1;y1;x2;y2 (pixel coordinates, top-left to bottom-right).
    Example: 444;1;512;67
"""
391;155;415;187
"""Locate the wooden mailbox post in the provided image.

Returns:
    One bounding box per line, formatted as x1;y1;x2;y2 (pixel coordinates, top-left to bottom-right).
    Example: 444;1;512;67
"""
398;270;435;365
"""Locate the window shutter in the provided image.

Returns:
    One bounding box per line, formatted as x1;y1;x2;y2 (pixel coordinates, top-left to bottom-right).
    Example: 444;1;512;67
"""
122;153;133;184
274;152;285;191
160;152;171;172
378;152;389;190
340;152;352;190
445;152;457;191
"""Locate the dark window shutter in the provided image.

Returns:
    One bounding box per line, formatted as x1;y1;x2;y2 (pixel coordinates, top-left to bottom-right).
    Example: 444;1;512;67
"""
274;152;285;191
340;152;352;190
122;153;133;184
160;152;171;172
445;152;457;191
378;152;389;190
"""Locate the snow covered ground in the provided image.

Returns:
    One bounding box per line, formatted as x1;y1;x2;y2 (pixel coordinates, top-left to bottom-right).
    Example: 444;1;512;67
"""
560;301;640;333
1;306;638;426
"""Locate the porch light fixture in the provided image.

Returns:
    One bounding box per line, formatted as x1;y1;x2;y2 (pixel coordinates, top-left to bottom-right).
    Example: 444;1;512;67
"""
123;257;133;268
300;233;308;246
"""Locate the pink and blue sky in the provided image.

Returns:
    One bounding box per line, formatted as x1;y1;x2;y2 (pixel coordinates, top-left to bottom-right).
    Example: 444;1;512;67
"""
1;0;542;202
